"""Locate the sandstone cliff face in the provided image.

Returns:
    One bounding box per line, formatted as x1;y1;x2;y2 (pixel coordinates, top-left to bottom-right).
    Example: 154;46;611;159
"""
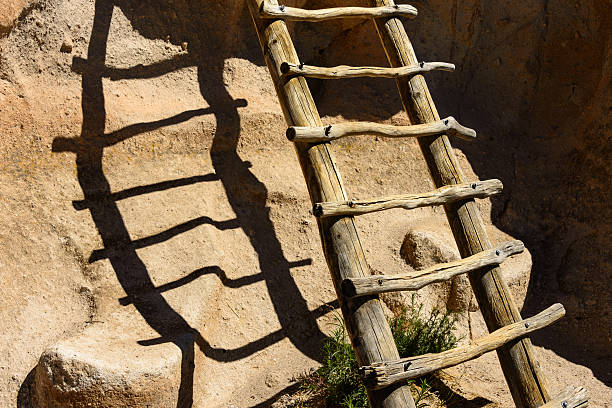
1;0;610;407
411;0;612;363
297;0;611;358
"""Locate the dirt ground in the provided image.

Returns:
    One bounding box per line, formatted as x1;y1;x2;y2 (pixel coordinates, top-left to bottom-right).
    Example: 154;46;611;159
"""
0;0;610;407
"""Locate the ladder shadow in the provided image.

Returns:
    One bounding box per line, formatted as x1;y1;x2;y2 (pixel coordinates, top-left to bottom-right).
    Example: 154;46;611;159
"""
109;0;329;364
200;55;328;364
43;1;331;407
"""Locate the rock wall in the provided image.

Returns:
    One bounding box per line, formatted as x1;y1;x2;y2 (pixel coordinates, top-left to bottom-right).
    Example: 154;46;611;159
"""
295;0;611;359
412;0;611;364
1;0;610;407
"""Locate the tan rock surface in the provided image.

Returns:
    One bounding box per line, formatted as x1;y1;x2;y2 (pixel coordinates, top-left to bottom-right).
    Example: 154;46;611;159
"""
0;0;609;407
0;0;31;37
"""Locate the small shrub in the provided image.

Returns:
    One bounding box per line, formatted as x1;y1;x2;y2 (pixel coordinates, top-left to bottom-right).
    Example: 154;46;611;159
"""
301;298;459;407
391;294;459;357
301;315;368;408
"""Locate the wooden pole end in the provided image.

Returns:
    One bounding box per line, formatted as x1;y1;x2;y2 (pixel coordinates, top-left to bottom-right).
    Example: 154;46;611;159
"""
280;62;291;75
341;278;357;298
312;203;324;217
286;127;297;141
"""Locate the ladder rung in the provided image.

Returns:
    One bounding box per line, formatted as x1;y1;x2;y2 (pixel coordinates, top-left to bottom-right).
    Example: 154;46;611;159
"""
313;179;500;218
342;240;523;298
287;116;475;143
280;61;454;80
541;386;588;408
259;2;418;22
360;304;566;389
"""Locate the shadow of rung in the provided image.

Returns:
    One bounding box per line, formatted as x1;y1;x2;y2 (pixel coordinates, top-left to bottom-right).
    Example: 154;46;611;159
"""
71;55;195;81
72;173;220;210
117;259;314;304
89;216;240;262
288;258;312;268
138;328;287;363
118;266;268;306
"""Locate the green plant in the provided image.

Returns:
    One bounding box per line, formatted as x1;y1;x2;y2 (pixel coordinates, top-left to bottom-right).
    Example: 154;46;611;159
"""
301;299;459;407
391;294;459;358
302;314;368;408
413;378;432;408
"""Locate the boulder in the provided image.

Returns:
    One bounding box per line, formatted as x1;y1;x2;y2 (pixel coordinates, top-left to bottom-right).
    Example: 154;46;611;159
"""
0;0;31;37
399;225;477;314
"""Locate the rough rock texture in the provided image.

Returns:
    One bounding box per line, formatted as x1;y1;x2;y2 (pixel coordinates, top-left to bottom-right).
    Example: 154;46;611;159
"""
0;0;31;37
35;340;182;407
401;228;477;314
304;0;611;362
400;230;460;270
0;0;610;407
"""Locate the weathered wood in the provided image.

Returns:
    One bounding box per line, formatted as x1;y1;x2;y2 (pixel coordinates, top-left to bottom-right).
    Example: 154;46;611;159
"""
249;1;416;407
361;304;565;389
314;179;498;218
281;61;454;80
541;386;588;408
372;1;555;406
287;116;475;143
260;2;417;21
343;240;523;298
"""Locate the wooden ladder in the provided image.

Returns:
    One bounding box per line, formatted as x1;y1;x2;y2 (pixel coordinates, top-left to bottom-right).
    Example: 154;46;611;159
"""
247;1;588;407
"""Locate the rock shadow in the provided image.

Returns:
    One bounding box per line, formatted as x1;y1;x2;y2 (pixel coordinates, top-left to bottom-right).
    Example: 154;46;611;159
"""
291;0;611;385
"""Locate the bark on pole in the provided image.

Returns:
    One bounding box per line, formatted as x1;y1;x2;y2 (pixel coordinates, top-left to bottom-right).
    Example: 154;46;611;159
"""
371;1;552;406
248;1;416;407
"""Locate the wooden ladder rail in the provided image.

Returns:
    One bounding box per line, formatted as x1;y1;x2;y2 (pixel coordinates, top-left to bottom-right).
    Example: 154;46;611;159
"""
371;0;551;406
250;1;586;408
248;1;417;407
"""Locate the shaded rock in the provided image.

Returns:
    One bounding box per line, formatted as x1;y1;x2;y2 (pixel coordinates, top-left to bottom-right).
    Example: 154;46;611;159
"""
556;232;612;356
0;0;31;37
59;33;72;53
400;228;475;313
400;229;459;269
